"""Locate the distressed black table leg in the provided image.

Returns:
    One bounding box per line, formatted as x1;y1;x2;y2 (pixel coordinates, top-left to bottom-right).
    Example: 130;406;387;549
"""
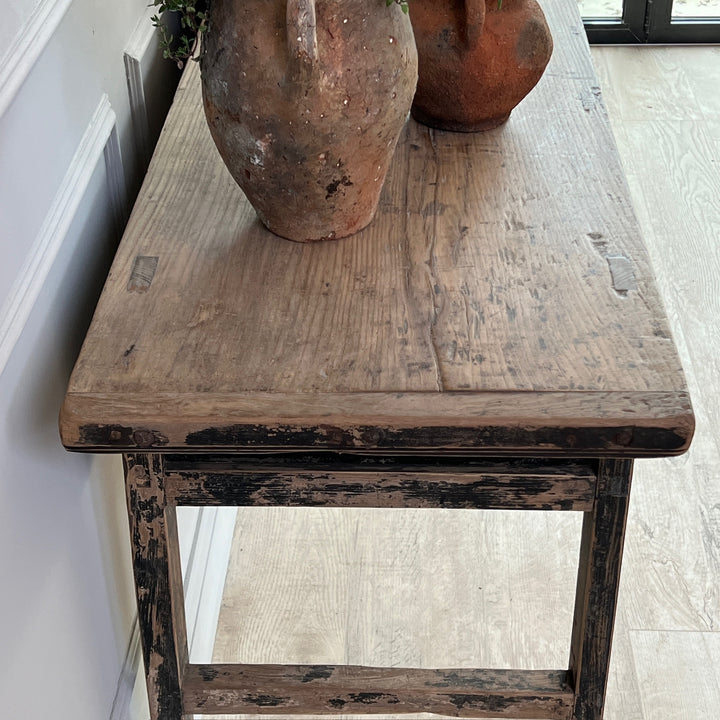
569;459;633;720
124;453;190;720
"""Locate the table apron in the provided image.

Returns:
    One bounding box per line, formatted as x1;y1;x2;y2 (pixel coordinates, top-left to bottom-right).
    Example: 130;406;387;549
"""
162;459;598;511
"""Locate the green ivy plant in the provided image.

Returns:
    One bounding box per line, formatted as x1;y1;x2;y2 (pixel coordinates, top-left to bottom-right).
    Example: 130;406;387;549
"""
151;1;209;68
387;0;410;12
152;1;410;68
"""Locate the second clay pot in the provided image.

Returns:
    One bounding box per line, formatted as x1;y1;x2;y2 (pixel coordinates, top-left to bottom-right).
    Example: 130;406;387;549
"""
410;0;553;132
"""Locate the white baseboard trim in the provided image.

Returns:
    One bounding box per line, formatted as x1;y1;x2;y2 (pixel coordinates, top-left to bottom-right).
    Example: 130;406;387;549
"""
185;507;239;663
0;94;119;377
0;0;73;117
109;618;142;720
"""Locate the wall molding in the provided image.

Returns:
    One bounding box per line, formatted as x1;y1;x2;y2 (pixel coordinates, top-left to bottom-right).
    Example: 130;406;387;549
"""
104;124;130;238
124;8;159;169
0;0;73;118
109;619;142;720
0;94;120;377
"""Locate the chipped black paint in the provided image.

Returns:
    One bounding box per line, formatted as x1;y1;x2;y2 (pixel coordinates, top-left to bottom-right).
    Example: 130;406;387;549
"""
328;692;401;708
81;423;135;446
430;669;572;693
573;459;633;719
166;454;595;472
183;665;574;716
300;665;334;682
446;692;564;712
184;422;687;456
169;470;592;510
352;692;400;705
164;455;598;510
125;454;184;719
79;424;168;448
430;670;491;689
198;666;219;681
242;693;289;707
448;693;512;711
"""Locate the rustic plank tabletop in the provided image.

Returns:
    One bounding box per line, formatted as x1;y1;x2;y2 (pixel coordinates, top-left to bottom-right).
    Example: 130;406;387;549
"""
60;1;693;457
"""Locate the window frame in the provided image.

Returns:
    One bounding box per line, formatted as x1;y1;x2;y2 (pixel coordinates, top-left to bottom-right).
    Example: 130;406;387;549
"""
583;0;720;43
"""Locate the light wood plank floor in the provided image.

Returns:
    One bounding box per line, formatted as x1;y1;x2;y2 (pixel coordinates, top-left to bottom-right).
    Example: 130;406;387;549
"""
202;46;720;720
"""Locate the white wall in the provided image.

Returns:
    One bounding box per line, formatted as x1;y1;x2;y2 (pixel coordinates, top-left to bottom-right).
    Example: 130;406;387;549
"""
0;0;43;52
0;1;181;718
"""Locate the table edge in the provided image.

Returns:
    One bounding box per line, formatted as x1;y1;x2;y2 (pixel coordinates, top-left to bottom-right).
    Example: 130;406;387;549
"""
59;389;694;457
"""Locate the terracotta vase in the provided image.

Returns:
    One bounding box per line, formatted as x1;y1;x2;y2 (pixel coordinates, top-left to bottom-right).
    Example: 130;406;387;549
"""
200;0;418;242
409;0;553;132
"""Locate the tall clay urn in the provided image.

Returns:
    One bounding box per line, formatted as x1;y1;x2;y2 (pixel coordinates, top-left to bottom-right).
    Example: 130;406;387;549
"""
409;0;553;132
201;0;418;242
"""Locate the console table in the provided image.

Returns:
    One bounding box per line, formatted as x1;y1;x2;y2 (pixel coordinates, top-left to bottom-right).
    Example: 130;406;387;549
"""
60;2;694;719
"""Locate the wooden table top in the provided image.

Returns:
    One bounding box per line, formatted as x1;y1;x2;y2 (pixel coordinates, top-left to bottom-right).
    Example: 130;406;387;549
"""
60;0;693;457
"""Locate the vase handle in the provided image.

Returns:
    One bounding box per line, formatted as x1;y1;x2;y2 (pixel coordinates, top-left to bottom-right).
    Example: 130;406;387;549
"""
463;0;486;50
287;0;319;74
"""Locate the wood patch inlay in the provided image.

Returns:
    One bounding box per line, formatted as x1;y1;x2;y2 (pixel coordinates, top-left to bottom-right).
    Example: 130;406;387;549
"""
127;256;159;292
606;256;637;296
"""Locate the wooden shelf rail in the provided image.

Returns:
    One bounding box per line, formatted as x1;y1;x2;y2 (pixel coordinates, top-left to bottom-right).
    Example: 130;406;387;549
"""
182;663;575;718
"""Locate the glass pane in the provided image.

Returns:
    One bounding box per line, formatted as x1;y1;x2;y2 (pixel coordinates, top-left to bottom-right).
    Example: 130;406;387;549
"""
673;0;720;17
577;0;624;18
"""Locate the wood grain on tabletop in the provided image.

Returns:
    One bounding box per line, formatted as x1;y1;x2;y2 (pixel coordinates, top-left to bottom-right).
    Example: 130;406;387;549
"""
59;0;692;453
201;44;720;720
